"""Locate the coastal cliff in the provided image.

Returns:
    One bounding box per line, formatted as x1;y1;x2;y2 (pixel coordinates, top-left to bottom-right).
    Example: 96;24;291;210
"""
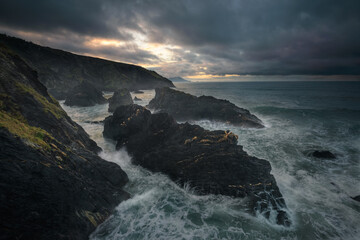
0;34;174;99
0;45;129;239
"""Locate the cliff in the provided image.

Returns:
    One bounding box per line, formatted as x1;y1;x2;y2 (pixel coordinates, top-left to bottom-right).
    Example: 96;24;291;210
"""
0;34;174;99
0;44;129;239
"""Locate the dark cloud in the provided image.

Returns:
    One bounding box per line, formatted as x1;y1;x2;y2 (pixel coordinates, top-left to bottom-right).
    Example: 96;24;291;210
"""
0;0;359;77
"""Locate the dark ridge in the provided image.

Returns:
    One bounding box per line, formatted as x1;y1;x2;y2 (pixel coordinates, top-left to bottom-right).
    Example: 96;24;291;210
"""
0;34;174;100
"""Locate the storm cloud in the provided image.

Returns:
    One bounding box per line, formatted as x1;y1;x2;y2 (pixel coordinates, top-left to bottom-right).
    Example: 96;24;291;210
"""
0;0;359;78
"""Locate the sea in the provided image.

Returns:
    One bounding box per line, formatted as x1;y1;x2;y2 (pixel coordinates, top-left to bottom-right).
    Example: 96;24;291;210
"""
60;81;360;240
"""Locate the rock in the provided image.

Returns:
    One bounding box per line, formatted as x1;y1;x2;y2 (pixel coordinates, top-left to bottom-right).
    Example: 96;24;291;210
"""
108;88;133;112
65;81;107;107
103;105;290;226
133;90;144;94
351;195;360;202
147;87;264;128
311;150;336;159
0;46;129;239
134;96;142;101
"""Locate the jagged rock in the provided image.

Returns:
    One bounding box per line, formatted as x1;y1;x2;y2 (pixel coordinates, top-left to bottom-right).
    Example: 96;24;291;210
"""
65;81;107;107
103;104;290;226
0;46;129;239
108;89;133;112
147;87;264;128
352;195;360;202
311;150;336;159
134;96;142;101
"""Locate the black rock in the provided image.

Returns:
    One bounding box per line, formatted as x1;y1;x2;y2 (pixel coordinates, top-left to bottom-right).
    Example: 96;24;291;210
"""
147;87;264;128
134;96;142;101
0;46;129;239
65;81;107;107
312;150;336;159
108;88;133;112
104;105;290;226
133;90;144;94
351;195;360;202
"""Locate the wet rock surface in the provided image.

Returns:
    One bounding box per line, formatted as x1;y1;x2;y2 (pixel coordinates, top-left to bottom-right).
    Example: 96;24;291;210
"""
351;195;360;202
147;87;264;128
108;88;133;112
311;150;336;159
0;46;129;239
65;81;107;107
103;104;290;226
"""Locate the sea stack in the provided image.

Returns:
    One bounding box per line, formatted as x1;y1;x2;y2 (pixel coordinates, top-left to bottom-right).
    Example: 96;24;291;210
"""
108;88;133;112
65;81;107;107
148;87;264;128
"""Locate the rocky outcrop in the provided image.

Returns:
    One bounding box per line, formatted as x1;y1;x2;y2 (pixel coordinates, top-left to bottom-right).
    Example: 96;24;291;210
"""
352;195;360;202
108;89;133;112
311;150;336;159
64;81;107;107
0;46;129;239
103;104;290;226
0;34;174;99
147;87;264;128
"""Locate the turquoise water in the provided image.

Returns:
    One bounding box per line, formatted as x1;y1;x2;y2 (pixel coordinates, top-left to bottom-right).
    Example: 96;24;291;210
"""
61;81;360;240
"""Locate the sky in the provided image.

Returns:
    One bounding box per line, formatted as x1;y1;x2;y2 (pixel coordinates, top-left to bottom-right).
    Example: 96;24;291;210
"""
0;0;359;81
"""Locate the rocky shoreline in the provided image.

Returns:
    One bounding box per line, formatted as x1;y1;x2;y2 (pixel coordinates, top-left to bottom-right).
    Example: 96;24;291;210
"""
1;42;292;239
103;104;291;226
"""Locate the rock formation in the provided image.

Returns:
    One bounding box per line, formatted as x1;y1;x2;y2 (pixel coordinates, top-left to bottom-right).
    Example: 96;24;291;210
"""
108;89;133;112
0;45;129;239
311;150;336;159
352;195;360;202
65;81;107;107
103;104;290;226
148;87;264;128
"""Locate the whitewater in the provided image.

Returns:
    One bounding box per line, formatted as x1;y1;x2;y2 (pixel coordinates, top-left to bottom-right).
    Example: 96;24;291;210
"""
61;81;360;240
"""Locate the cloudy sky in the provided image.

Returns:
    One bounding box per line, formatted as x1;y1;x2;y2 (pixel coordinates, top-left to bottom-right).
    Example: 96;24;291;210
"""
0;0;359;80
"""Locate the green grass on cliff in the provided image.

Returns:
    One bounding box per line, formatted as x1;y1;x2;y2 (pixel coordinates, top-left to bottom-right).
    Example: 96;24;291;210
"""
0;110;54;150
16;82;66;119
0;82;64;150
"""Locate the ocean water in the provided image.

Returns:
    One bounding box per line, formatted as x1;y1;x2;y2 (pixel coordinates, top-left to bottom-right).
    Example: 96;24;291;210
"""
60;81;360;240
